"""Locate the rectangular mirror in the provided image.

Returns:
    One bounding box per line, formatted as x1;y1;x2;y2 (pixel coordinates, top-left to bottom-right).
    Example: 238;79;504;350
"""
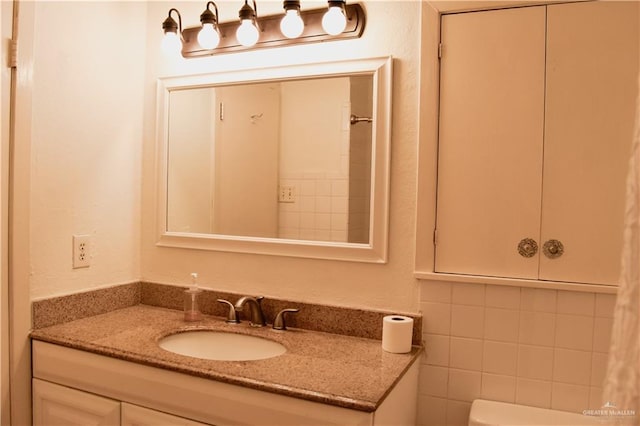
156;57;392;262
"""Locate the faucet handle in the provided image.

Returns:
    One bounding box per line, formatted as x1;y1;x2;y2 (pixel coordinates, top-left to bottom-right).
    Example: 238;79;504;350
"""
272;308;299;331
217;299;240;324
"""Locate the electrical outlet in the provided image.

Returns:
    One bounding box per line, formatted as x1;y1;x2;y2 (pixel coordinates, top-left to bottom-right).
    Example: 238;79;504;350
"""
73;235;91;269
278;186;295;203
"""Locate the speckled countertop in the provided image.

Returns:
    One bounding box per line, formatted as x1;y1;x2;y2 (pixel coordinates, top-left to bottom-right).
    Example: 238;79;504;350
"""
30;304;422;412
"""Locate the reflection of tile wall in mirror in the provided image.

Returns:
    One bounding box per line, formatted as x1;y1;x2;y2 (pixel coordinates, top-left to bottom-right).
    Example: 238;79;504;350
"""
277;174;349;242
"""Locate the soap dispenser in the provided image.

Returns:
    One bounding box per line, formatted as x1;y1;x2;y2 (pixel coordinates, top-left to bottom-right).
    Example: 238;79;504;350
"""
184;272;203;322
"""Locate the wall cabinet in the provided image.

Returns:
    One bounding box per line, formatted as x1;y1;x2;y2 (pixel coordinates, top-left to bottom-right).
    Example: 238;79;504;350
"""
434;2;639;286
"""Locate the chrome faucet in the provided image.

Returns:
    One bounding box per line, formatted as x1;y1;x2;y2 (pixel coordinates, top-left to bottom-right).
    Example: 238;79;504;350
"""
273;308;299;331
234;296;266;327
217;299;240;324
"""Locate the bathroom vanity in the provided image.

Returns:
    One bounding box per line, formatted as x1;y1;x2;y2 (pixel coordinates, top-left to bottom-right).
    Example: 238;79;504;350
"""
30;304;420;425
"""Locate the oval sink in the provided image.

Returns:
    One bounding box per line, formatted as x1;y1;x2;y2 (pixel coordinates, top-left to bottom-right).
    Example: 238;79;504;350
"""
158;330;286;361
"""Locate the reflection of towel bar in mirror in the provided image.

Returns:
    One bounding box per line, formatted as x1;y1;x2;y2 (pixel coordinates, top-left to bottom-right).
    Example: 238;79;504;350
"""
350;114;372;125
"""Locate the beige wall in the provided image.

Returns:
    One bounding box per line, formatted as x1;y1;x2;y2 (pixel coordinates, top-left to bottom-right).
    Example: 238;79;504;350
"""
28;1;146;300
22;1;422;313
141;1;422;312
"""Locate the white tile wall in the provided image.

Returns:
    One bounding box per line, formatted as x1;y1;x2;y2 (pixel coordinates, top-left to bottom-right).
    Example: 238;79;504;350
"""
450;337;483;370
417;281;617;426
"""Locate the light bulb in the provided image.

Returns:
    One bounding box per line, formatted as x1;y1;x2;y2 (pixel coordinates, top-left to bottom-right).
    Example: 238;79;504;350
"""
236;19;259;47
280;9;304;39
322;6;346;35
197;23;220;49
161;32;182;55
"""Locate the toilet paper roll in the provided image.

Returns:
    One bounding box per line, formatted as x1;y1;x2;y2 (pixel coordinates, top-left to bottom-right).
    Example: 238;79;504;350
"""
382;315;414;353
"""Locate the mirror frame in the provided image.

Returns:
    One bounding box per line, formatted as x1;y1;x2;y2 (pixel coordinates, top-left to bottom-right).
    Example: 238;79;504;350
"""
155;56;392;263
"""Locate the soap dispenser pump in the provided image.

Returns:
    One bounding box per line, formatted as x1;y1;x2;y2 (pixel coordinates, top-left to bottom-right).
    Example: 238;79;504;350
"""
184;272;203;322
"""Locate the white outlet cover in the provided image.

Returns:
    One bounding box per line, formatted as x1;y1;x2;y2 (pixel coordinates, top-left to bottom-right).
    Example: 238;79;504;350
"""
72;235;91;269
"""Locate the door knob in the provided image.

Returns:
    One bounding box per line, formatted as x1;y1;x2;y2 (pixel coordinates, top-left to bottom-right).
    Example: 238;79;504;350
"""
517;238;538;258
543;239;564;259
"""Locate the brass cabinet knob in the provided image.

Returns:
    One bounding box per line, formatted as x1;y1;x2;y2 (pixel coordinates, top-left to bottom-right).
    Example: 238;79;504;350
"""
543;239;564;259
518;238;538;258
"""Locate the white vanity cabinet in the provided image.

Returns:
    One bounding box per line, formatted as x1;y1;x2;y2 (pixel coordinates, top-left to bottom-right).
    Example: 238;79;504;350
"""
434;2;639;286
33;379;208;426
33;379;120;426
121;403;209;426
32;341;418;426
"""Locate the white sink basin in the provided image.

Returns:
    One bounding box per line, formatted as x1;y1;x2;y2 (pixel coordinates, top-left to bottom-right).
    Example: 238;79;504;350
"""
158;330;286;361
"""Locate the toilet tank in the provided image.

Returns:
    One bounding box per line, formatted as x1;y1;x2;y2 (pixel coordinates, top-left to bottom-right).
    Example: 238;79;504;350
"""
469;400;603;426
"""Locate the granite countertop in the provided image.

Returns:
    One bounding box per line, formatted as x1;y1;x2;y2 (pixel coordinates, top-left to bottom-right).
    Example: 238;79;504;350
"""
30;304;422;412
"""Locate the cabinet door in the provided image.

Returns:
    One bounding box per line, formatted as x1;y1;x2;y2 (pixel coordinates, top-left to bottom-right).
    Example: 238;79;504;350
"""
435;7;546;278
121;403;210;426
33;379;120;426
541;1;639;285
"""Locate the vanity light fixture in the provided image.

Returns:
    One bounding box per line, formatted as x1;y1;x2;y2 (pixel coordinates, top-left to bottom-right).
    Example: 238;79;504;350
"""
322;0;347;35
161;8;183;55
236;0;260;47
161;1;365;58
197;2;221;50
280;0;304;39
